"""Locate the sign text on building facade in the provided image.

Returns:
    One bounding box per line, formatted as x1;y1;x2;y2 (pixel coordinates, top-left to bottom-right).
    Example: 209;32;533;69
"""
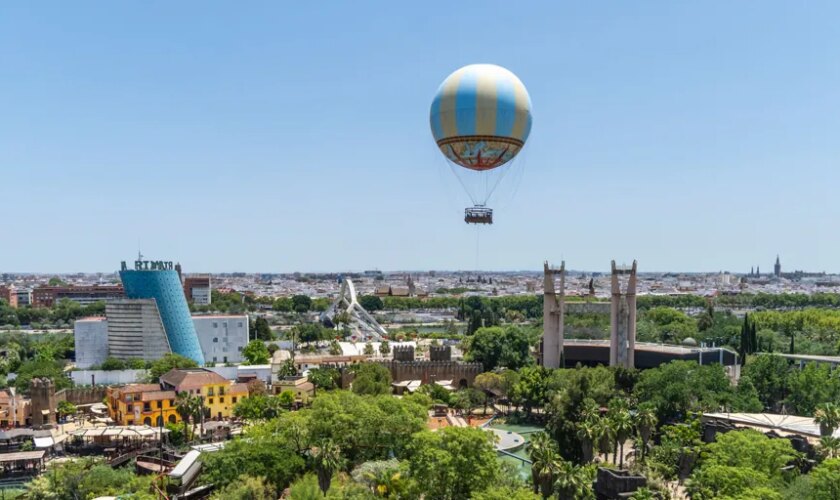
121;260;175;271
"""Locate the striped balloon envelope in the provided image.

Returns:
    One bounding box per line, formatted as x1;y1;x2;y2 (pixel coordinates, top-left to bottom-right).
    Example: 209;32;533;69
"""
430;64;532;171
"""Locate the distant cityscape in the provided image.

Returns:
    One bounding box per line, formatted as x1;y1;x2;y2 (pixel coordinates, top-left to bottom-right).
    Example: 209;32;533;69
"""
2;255;838;309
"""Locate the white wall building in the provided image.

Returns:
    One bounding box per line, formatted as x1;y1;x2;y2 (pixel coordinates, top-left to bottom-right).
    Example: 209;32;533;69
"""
74;317;109;369
74;312;249;368
193;315;249;365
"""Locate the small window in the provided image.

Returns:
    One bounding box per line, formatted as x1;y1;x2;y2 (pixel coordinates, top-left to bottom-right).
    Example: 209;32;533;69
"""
213;322;218;328
208;398;214;404
238;322;243;328
223;356;228;363
232;397;237;404
213;337;218;343
220;397;224;403
213;356;217;363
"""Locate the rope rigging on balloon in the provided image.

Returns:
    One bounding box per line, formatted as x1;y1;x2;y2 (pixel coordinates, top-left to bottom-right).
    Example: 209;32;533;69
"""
429;63;532;226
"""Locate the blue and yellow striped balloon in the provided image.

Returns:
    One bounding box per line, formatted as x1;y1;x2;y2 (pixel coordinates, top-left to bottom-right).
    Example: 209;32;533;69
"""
430;64;532;171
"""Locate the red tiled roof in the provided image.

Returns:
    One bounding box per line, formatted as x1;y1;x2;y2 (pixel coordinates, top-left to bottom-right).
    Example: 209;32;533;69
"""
140;390;177;402
229;383;249;394
160;368;227;390
119;384;163;393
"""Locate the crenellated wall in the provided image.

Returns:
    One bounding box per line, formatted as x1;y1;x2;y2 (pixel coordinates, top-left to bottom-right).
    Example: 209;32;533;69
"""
341;360;483;389
56;386;109;406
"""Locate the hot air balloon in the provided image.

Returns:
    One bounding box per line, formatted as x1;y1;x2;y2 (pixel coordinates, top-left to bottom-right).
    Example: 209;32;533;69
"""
430;64;533;224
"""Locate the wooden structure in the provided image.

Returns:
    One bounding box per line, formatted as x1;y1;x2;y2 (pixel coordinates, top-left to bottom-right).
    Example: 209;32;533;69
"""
0;450;46;476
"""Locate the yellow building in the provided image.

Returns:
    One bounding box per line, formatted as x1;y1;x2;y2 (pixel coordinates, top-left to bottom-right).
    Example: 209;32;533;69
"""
272;376;315;405
159;368;250;420
107;384;179;427
108;369;252;425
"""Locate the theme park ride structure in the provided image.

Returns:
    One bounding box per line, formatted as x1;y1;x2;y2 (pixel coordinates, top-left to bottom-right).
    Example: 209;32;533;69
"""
320;278;388;342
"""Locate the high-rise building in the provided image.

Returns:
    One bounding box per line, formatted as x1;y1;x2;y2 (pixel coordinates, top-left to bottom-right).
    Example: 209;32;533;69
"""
183;275;211;305
120;261;205;365
106;299;171;362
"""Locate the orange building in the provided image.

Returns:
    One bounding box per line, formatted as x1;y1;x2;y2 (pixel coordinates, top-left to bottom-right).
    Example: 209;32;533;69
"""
0;286;17;308
0;389;29;427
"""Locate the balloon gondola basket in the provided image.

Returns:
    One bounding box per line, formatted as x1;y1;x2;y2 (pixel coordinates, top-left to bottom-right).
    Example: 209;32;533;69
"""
465;206;493;225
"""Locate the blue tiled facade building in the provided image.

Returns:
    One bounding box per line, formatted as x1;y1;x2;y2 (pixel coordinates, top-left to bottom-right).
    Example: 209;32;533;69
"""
120;268;205;365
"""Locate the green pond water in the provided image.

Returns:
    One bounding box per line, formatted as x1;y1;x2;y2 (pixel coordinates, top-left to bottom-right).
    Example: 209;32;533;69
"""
486;422;544;478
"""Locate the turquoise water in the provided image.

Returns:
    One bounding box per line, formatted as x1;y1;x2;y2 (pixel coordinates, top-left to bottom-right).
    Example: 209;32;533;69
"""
487;422;544;479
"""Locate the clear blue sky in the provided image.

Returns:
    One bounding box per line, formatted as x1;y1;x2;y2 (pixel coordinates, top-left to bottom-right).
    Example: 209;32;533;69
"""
2;2;839;274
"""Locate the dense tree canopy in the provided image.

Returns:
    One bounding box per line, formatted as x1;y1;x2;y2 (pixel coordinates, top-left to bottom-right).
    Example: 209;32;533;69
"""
25;458;155;500
406;427;501;500
146;353;198;381
242;340;270;365
465;325;535;372
686;430;799;499
633;360;735;423
349;363;392;396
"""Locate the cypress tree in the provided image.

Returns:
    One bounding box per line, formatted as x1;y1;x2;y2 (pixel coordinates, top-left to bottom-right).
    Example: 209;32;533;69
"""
739;314;749;365
750;320;758;354
789;333;795;354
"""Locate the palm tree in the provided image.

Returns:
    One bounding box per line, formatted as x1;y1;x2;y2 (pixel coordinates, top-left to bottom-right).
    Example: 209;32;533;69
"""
612;409;634;468
593;418;614;463
819;436;840;459
635;406;658;460
528;432;560;498
815;403;840;437
628;487;658;500
577;419;599;463
175;391;202;442
553;460;591;500
313;440;342;496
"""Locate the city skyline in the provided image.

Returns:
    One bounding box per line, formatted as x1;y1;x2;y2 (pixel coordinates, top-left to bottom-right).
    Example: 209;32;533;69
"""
0;253;816;276
3;2;840;272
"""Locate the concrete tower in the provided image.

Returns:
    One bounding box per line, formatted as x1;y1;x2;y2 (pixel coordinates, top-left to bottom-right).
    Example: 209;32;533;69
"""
542;261;566;368
610;260;637;369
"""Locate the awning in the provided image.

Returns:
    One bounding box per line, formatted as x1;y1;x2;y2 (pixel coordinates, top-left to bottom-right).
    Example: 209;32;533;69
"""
33;436;54;448
405;380;422;393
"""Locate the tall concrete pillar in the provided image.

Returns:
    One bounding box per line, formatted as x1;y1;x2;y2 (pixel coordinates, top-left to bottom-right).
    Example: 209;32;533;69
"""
542;261;565;368
610;260;637;369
